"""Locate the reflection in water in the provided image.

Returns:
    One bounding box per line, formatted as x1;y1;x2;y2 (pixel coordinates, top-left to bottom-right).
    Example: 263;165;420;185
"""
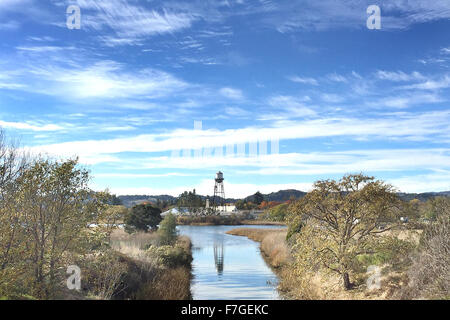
178;225;285;300
213;242;224;275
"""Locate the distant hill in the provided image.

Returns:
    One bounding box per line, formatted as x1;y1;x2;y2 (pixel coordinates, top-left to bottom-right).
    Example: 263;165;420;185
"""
397;191;450;202
118;194;176;208
244;189;307;203
117;190;450;207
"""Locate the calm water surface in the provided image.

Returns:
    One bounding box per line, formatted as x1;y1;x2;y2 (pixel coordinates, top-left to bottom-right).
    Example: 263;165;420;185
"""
177;225;285;300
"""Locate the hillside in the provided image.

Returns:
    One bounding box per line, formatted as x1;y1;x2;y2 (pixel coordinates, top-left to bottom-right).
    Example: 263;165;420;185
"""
118;194;177;208
117;190;450;208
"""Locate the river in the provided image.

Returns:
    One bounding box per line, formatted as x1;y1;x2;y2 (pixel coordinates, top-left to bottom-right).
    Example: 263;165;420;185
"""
177;225;285;300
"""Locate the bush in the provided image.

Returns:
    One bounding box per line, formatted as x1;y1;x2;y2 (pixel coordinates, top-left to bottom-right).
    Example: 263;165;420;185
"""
399;206;450;299
146;244;192;268
124;204;162;233
356;236;414;271
263;203;289;222
176;215;242;225
158;213;178;245
81;250;127;300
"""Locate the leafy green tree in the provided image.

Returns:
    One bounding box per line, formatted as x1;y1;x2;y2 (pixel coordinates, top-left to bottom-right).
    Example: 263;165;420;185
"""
264;203;289;221
110;194;123;205
158;213;178;245
288;174;401;290
125;203;162;233
177;189;204;212
253;191;264;205
14;158;107;298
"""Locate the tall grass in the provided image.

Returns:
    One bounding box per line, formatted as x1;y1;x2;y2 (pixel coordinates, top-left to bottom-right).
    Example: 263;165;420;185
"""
109;229;193;300
226;228;290;268
110;229;159;263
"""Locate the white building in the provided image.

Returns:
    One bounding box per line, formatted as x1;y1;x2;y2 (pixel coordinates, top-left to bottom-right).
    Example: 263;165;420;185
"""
215;204;237;214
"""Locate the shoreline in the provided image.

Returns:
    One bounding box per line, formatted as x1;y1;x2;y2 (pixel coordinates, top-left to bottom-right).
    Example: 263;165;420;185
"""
226;228;291;299
176;215;286;226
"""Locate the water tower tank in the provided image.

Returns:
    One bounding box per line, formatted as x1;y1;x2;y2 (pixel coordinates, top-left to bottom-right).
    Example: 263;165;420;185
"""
215;171;224;182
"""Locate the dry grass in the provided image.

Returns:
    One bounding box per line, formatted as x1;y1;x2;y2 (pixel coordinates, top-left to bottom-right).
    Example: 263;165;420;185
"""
110;229;159;263
241;220;287;226
226;228;290;268
109;229;193;300
136;267;192;300
227;227;421;300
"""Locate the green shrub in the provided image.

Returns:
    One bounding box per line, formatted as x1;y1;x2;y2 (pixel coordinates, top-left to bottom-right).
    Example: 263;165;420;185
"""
146;245;192;268
176;215;242;225
263;203;289;222
158;213;178;245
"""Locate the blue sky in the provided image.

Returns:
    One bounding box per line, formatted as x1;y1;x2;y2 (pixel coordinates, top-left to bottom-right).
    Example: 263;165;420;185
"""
1;0;450;197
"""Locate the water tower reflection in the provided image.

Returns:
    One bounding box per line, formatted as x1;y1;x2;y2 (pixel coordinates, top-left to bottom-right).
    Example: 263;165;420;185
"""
213;242;224;275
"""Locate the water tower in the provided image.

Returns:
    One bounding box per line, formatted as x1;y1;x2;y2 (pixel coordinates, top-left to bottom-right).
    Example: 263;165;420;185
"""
213;171;225;212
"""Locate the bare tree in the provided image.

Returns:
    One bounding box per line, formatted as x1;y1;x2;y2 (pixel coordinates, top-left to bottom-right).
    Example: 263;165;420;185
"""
0;129;28;289
401;199;450;299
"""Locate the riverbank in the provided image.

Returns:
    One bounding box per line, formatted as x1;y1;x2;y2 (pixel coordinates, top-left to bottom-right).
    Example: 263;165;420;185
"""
109;229;193;300
226;227;422;300
177;215;286;226
226;228;290;269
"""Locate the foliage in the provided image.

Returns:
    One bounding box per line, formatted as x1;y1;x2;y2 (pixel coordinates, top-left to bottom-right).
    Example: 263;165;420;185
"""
0;152;110;298
262;203;289;222
400;203;450;299
81;250;127;300
176;215;243;225
177;189;204;209
235;199;258;210
253;191;264;205
356;236;414;271
146;244;192;268
288;174;401;290
422;197;450;221
158;214;178;245
102;205;128;232
124;203;162;233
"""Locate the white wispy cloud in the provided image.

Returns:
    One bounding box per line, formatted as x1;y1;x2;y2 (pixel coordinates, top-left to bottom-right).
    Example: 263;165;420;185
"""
327;73;347;83
0;120;64;132
263;95;316;120
288;76;318;86
370;92;443;109
23;110;450;165
219;87;244;100
74;0;195;45
402;75;450;90
264;0;450;32
376;70;425;82
2;56;188;100
91;148;450;196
